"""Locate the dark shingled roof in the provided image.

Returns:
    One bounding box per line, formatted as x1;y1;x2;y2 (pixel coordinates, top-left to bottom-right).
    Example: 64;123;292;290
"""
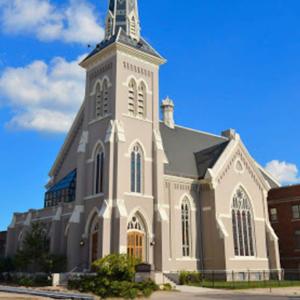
195;142;230;178
83;29;163;62
160;123;229;179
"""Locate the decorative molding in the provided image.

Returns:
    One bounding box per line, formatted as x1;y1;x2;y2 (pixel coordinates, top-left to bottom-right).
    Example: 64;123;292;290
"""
116;199;128;218
124;192;154;200
115;120;126;143
49;104;84;177
88;114;112;126
23;212;32;226
122;113;153;124
69;205;84;224
53;206;63;221
84;193;104;201
77;131;89;153
105;120;116;143
99;199;112;219
89;63;113;82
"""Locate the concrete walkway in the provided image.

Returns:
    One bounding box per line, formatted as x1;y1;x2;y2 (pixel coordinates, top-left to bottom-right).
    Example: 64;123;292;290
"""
0;285;94;300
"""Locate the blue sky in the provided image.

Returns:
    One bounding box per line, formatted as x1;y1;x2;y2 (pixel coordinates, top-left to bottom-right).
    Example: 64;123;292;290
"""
0;0;300;231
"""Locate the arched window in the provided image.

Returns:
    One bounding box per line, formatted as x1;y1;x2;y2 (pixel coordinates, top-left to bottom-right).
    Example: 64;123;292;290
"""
231;188;255;257
131;144;142;193
95;82;102;118
103;79;109;116
130;16;136;37
181;198;191;257
128;79;137;115
94;146;104;194
137;82;146;118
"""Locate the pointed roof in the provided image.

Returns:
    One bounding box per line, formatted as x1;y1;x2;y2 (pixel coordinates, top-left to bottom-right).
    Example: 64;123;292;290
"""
107;0;140;40
82;0;164;65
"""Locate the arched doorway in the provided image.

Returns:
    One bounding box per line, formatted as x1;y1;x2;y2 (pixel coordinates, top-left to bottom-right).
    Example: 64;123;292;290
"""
90;218;100;264
127;214;146;261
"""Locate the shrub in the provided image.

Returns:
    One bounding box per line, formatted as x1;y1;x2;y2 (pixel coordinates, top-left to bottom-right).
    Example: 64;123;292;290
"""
0;257;15;273
92;254;140;282
0;273;51;287
179;271;202;285
68;254;158;299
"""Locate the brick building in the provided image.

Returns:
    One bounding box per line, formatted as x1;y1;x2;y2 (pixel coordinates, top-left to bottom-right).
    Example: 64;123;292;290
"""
0;231;7;257
268;185;300;269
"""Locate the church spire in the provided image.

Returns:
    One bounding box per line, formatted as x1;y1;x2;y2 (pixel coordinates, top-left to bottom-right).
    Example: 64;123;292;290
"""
105;0;141;41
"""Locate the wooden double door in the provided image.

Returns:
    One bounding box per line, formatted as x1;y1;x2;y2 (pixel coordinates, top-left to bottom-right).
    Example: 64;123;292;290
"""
127;231;145;261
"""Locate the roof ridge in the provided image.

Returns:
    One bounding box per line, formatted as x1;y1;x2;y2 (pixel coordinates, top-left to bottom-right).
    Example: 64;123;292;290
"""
164;122;228;140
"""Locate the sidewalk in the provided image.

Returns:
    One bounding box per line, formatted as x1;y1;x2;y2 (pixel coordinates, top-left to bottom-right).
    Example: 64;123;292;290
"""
0;285;94;299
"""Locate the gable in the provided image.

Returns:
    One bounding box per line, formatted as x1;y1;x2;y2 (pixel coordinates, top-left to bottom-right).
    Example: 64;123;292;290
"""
205;134;271;192
49;104;84;179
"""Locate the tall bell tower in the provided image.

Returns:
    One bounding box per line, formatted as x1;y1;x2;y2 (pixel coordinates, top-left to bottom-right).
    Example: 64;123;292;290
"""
72;0;169;272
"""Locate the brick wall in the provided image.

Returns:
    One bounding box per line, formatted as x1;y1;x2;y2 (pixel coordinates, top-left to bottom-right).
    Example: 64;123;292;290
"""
268;185;300;269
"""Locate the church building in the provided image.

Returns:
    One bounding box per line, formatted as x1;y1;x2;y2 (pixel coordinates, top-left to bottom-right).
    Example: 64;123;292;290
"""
5;0;281;280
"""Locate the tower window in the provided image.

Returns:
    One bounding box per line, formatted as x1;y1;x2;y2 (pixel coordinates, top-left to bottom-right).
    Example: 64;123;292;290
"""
137;82;146;118
95;83;102;118
95;146;104;194
128;79;146;118
93;78;111;119
128;79;137;116
131;145;142;193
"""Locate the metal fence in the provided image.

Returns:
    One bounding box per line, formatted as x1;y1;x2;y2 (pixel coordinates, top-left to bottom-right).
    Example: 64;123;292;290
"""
184;269;300;288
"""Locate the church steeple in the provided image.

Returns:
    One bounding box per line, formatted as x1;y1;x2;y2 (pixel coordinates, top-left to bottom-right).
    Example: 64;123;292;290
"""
105;0;141;41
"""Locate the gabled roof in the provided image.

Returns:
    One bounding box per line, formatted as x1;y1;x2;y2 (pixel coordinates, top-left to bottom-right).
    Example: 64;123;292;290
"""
195;142;230;179
159;123;228;178
83;29;164;63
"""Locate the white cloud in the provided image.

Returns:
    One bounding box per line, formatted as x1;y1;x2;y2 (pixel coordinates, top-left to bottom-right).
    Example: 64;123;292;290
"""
265;160;300;185
0;54;86;133
0;0;104;44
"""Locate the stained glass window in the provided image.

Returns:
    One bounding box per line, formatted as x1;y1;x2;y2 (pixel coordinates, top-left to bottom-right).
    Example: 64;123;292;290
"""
181;198;191;257
231;187;256;257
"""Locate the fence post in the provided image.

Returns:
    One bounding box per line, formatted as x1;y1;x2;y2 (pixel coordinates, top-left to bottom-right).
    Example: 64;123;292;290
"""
263;270;266;287
212;271;215;288
232;271;235;289
248;269;250;288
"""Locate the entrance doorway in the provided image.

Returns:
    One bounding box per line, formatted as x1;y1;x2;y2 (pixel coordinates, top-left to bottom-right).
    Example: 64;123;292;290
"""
90;219;99;264
127;214;146;261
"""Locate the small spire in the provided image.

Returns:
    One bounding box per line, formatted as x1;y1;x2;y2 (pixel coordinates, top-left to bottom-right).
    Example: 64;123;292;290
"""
105;0;141;41
161;97;175;129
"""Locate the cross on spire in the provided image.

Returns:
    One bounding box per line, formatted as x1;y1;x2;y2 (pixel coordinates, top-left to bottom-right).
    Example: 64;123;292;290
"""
105;0;141;41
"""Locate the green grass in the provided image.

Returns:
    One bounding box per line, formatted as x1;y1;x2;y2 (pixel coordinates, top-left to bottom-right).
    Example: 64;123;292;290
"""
189;280;300;290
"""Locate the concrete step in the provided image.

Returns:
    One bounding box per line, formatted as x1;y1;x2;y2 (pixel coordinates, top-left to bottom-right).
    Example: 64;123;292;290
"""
163;273;180;285
0;285;94;300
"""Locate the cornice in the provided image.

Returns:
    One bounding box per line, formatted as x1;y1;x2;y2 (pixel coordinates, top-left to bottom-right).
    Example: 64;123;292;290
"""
80;42;166;70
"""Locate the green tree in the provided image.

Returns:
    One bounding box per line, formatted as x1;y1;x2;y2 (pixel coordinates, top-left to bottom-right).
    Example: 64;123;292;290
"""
15;222;66;273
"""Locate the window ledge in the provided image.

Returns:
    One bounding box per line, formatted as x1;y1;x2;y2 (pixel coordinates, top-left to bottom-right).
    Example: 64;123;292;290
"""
175;257;199;262
84;193;104;201
124;192;154;200
122;113;152;123
88;114;112;126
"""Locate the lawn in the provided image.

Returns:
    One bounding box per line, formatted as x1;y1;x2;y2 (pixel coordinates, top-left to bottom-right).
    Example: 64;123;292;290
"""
191;280;300;289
